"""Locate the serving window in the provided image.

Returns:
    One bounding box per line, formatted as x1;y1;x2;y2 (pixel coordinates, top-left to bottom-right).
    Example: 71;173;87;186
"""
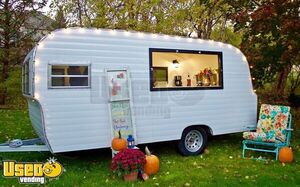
149;48;223;91
49;65;90;88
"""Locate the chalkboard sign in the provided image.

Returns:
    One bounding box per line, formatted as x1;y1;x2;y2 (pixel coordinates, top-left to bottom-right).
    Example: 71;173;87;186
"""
106;69;136;145
110;101;133;138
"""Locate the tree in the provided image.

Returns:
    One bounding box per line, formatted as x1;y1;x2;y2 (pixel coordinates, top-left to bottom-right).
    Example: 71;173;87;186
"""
49;0;93;27
91;0;234;39
232;0;300;96
0;0;47;105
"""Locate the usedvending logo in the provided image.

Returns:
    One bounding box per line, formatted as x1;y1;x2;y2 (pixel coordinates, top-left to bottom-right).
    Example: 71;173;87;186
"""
2;158;63;184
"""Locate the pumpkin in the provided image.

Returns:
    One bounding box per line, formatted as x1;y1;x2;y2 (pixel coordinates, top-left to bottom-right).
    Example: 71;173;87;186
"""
279;147;293;163
143;146;160;175
111;130;127;151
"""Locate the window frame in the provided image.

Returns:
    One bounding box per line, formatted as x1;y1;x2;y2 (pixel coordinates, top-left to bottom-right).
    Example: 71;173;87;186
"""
22;58;32;95
149;48;224;91
48;64;91;89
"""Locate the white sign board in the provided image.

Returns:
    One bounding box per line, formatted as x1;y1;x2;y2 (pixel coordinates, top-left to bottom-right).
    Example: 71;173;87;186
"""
106;69;136;141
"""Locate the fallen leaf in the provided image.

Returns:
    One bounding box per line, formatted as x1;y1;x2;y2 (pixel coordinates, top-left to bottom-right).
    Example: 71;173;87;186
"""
282;162;286;167
204;149;209;154
184;182;190;186
245;176;249;179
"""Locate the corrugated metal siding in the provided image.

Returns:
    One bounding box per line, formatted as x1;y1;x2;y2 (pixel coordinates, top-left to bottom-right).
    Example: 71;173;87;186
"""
27;99;46;143
33;28;257;153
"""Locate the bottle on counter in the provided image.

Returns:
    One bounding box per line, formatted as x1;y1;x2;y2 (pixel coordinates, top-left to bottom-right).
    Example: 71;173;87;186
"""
187;74;191;86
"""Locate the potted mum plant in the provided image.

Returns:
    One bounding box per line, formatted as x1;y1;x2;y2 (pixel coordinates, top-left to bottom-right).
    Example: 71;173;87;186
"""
111;148;146;181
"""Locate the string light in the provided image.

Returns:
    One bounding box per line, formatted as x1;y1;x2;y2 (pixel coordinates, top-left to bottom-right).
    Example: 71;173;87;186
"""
138;32;144;38
187;38;193;42
35;76;40;84
35;59;40;66
63;28;71;34
227;44;233;49
110;30;116;35
35;93;40;99
252;78;255;80
250;65;253;69
79;28;85;33
38;42;44;49
164;35;169;40
124;31;131;36
95;29;101;34
152;34;158;38
175;36;181;41
242;56;247;62
48;33;54;39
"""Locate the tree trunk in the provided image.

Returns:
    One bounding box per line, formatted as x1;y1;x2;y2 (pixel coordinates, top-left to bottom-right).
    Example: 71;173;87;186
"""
77;0;82;26
0;0;10;106
273;65;291;97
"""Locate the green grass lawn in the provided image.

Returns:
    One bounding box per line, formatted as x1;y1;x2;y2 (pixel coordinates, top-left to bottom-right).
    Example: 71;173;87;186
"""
0;109;299;187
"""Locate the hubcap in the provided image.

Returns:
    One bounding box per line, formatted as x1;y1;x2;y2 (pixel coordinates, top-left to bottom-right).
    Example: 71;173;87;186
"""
184;130;203;152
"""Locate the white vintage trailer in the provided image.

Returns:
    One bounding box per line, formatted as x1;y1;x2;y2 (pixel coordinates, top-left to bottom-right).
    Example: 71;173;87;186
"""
20;28;257;155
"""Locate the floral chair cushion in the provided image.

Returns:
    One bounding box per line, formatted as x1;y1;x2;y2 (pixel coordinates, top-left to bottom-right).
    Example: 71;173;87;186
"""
243;104;290;143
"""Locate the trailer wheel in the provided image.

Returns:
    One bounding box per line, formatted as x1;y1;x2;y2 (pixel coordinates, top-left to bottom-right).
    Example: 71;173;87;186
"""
178;127;208;156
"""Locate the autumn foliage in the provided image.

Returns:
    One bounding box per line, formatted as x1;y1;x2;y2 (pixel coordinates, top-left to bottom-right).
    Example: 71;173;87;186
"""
232;0;300;95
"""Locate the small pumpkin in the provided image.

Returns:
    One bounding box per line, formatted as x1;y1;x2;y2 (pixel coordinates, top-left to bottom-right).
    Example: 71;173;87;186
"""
279;147;293;163
111;130;127;151
143;146;160;175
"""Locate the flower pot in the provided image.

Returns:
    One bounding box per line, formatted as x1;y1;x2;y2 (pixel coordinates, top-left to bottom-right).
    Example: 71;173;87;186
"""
123;172;138;181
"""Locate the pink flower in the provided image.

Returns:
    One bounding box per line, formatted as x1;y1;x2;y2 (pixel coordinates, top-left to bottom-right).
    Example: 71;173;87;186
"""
111;148;146;174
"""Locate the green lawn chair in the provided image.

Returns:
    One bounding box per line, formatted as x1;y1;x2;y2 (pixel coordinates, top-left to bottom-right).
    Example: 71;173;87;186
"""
242;104;293;160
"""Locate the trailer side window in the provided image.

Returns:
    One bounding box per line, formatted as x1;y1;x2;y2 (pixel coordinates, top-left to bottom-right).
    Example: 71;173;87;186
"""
49;65;90;88
149;48;223;91
22;59;31;95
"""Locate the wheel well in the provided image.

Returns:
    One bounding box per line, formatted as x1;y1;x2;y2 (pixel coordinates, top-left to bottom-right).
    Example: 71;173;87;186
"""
184;125;213;136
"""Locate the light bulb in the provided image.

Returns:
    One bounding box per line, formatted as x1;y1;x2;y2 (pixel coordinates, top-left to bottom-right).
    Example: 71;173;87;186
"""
63;28;71;34
35;59;40;66
110;30;116;35
48;33;54;39
79;28;85;33
124;31;130;36
38;43;44;49
138;32;144;38
35;76;40;83
95;29;101;34
35;93;40;99
152;34;158;38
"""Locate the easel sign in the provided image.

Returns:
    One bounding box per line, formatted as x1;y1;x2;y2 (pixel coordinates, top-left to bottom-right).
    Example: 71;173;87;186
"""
106;69;136;146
